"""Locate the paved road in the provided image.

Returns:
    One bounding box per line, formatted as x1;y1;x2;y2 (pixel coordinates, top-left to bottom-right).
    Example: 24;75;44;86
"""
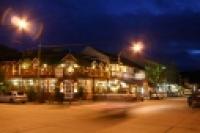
0;97;200;133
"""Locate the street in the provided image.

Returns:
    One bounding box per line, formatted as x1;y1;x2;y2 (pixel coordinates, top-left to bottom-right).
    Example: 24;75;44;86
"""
0;98;200;133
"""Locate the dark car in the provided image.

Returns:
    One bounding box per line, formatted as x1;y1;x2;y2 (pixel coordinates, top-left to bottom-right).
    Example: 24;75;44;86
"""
187;89;200;107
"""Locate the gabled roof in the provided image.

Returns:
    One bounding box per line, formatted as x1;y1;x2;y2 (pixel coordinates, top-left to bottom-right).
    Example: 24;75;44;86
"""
93;49;144;69
81;46;144;69
81;46;110;63
61;53;77;62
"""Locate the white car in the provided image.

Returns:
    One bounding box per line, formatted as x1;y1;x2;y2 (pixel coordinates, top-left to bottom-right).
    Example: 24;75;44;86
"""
0;91;27;103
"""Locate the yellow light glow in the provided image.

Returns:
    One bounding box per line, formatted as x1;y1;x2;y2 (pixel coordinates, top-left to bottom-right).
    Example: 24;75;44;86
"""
29;80;33;86
67;66;74;73
74;88;78;93
131;42;144;53
73;64;79;68
11;16;29;31
121;82;128;88
12;79;19;86
43;64;47;68
60;64;65;68
22;63;29;69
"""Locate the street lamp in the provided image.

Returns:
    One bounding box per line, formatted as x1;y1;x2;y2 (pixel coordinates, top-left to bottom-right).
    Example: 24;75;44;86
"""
11;15;30;32
118;41;144;64
131;41;144;54
9;15;31;90
9;13;44;98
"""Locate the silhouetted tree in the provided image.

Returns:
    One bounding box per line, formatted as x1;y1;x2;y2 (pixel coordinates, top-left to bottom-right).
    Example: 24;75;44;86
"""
54;87;64;103
145;63;166;88
27;87;37;102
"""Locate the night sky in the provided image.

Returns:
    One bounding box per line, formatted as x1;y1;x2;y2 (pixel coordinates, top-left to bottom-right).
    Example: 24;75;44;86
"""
0;0;200;70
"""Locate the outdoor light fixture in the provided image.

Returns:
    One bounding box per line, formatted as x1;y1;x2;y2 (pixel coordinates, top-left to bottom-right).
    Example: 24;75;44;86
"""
118;40;145;63
11;15;30;31
131;41;144;54
67;66;74;73
43;64;48;68
74;88;78;93
29;80;34;86
12;79;19;86
60;64;65;68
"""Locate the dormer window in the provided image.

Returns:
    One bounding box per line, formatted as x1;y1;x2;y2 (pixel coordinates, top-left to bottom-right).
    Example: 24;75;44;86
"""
43;64;48;68
32;58;40;69
67;66;74;73
21;61;31;69
99;62;103;70
91;61;97;69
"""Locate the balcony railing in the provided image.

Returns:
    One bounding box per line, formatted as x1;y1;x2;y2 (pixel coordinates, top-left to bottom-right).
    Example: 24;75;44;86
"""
77;68;110;78
5;67;110;79
5;68;55;78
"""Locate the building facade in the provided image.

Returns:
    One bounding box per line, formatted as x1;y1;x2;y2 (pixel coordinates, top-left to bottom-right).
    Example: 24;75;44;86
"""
0;47;146;100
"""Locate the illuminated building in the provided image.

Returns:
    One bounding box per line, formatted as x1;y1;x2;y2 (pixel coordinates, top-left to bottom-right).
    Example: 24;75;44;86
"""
0;46;146;100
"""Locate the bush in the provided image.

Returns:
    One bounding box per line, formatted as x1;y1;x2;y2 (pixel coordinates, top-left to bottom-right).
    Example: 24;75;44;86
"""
37;88;46;103
0;85;7;94
27;87;37;102
54;87;64;103
76;87;85;100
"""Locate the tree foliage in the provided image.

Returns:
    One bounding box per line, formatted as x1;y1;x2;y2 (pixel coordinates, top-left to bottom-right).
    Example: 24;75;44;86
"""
27;87;37;102
145;63;165;87
54;87;64;103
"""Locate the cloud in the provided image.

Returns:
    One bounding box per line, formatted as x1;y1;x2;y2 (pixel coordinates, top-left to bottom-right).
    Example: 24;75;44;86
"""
104;0;200;15
0;0;200;70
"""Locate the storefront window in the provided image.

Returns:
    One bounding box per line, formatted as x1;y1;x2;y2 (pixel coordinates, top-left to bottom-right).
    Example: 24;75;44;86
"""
95;81;107;94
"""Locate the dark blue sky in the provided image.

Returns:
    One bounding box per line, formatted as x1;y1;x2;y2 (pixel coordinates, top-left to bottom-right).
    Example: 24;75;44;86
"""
0;0;200;70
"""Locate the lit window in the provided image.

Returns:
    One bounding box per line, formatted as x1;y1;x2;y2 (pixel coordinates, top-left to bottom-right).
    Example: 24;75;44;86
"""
43;64;47;68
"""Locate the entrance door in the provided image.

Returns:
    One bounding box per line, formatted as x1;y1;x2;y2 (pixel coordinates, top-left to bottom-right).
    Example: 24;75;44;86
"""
64;80;74;100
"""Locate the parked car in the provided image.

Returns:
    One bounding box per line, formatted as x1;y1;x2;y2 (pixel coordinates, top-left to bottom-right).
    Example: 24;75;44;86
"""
0;91;27;103
187;89;200;107
184;89;192;96
150;92;164;100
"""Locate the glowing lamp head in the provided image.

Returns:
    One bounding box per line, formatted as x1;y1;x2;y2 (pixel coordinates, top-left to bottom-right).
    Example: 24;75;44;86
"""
11;16;29;31
131;42;144;53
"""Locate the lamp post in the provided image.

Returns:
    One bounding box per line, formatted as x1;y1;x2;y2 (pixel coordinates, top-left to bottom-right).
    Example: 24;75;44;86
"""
10;14;44;101
10;15;30;90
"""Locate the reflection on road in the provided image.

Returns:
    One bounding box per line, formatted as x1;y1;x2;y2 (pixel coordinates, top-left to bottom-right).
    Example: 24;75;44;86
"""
132;105;176;114
89;102;132;119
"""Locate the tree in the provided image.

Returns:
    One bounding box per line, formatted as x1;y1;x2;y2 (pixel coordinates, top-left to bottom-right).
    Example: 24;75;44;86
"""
37;88;46;103
27;87;37;102
145;63;165;88
0;68;7;93
54;87;64;103
77;86;85;100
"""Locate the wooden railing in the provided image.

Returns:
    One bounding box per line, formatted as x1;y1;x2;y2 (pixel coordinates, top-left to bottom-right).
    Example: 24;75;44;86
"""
5;67;110;79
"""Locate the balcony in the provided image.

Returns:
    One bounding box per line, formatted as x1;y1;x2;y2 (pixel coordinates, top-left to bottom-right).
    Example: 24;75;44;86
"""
5;68;55;78
76;68;110;79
